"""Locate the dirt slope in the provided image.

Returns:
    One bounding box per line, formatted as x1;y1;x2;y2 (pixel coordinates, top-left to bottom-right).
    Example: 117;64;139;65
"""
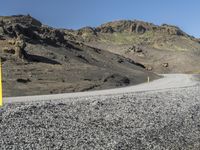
0;15;158;97
65;20;200;73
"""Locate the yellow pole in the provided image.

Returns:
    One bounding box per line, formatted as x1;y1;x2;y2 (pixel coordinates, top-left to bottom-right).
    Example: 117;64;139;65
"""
0;60;2;107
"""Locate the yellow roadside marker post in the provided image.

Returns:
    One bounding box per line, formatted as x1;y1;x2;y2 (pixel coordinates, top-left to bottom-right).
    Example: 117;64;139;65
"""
147;76;150;83
0;60;2;107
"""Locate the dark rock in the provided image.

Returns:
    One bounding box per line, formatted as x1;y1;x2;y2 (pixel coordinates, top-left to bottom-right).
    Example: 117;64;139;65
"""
2;47;15;54
76;54;89;63
0;57;7;62
39;28;65;46
117;58;124;63
103;74;130;86
16;78;31;83
129;45;143;53
162;63;169;67
136;24;147;34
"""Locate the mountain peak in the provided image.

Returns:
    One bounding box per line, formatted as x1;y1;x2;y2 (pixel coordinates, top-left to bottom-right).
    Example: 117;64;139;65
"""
93;20;187;36
0;14;42;27
97;20;156;33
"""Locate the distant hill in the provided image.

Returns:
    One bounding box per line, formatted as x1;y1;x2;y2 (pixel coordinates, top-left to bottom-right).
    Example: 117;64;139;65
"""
64;20;200;73
0;15;158;97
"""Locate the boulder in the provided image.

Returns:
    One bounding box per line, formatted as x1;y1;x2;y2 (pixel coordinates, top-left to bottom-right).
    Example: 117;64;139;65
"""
103;74;130;86
162;63;169;67
136;24;147;34
2;47;15;54
146;66;153;71
128;45;143;53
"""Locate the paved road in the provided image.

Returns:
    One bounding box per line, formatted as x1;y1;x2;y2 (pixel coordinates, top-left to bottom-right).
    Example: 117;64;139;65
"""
3;74;198;104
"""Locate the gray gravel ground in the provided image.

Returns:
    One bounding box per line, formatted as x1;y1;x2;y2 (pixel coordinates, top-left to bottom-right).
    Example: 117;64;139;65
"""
1;85;200;150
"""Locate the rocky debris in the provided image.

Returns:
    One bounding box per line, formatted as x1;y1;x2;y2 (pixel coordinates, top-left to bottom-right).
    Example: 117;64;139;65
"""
124;58;146;68
146;66;153;71
127;45;145;57
1;23;39;40
162;63;169;67
39;27;65;45
137;52;145;57
128;45;143;53
161;24;186;36
76;54;89;63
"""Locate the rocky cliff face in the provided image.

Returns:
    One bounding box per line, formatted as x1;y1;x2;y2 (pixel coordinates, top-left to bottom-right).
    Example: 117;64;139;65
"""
96;20;187;36
73;20;188;38
0;15;42;27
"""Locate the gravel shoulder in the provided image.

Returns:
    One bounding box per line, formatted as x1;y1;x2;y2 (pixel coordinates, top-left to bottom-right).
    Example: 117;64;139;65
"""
3;74;198;104
0;74;200;149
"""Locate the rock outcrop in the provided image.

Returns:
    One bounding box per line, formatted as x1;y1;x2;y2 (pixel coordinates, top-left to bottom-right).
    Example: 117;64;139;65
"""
94;20;188;36
14;35;27;59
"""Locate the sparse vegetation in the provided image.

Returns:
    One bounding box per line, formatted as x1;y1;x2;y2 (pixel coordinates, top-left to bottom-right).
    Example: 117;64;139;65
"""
0;15;158;97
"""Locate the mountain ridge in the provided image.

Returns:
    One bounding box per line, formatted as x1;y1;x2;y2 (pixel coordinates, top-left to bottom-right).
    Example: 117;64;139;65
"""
62;17;200;73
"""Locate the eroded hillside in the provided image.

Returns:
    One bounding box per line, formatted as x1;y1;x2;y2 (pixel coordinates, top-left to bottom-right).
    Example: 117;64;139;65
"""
0;15;158;97
65;20;200;73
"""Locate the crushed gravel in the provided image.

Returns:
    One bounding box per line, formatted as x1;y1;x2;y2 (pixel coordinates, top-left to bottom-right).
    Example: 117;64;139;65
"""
1;85;200;149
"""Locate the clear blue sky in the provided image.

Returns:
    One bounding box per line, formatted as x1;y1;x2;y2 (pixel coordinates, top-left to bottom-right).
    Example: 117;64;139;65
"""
0;0;200;37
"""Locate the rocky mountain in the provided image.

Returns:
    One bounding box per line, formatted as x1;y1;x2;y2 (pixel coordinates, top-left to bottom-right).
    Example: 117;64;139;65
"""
0;15;158;97
65;20;200;73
